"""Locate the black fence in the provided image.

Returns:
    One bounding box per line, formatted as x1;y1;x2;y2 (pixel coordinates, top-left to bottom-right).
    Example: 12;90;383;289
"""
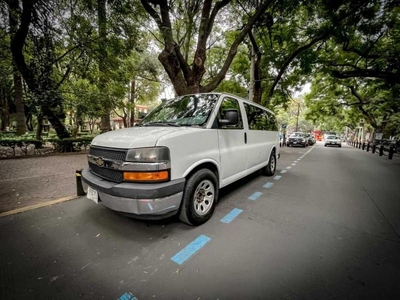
347;140;399;160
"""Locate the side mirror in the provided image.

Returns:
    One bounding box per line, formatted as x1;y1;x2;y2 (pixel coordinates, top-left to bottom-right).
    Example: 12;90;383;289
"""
219;109;239;126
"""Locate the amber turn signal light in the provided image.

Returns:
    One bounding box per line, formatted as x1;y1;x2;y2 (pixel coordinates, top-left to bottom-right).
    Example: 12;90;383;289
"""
123;171;169;182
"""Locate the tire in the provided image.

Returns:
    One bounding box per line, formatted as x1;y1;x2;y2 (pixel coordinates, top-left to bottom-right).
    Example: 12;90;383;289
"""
179;169;218;226
262;149;276;176
324;144;327;147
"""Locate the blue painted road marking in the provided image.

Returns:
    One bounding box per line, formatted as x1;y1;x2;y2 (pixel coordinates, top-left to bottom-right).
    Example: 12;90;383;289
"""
118;292;137;300
248;191;262;200
280;170;287;174
221;208;243;223
263;182;274;188
274;175;282;180
171;235;211;265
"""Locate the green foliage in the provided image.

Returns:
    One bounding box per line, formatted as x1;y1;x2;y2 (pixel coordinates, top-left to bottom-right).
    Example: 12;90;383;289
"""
47;137;94;152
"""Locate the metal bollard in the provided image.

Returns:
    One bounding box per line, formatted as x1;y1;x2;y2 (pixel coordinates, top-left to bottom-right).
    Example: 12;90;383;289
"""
362;142;365;150
366;143;370;152
388;146;394;160
379;145;384;156
358;142;362;149
372;144;376;153
76;169;86;196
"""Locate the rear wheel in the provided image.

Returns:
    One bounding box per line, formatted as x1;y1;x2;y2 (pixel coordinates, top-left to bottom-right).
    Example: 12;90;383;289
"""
262;150;276;176
179;169;218;226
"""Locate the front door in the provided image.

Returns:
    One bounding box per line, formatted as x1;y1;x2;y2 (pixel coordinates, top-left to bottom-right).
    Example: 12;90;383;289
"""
217;96;248;187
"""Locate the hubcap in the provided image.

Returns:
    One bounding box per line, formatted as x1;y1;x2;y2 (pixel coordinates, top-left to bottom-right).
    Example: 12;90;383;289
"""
270;155;275;171
193;179;215;216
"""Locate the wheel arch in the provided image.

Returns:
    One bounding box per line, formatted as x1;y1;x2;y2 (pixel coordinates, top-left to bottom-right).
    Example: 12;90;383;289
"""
183;159;220;189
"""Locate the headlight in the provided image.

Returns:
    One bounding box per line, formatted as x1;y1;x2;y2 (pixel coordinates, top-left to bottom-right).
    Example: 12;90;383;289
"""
126;147;170;163
123;147;170;182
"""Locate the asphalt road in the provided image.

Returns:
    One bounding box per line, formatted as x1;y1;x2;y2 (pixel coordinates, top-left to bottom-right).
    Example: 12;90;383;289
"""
1;142;400;300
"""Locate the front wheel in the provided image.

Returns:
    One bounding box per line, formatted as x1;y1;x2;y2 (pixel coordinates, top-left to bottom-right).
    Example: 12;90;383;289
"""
262;150;276;176
179;169;218;226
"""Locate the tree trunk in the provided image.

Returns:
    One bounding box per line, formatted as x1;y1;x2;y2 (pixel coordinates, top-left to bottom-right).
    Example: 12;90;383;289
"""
141;0;272;96
25;112;33;131
13;70;26;135
8;0;71;139
129;79;135;127
0;86;8;131
249;31;262;104
122;115;128;128
98;0;111;132
36;113;43;140
41;106;70;139
9;2;26;136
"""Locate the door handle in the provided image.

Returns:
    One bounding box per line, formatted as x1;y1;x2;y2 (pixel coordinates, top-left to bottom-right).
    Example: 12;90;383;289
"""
244;132;247;144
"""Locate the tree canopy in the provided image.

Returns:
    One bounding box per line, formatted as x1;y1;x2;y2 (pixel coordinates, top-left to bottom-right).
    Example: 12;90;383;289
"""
0;0;398;139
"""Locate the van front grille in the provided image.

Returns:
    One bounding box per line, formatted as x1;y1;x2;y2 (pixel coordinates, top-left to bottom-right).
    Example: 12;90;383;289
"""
89;163;123;183
89;146;127;161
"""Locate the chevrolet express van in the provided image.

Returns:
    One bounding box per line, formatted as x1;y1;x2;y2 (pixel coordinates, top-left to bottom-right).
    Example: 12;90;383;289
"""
82;93;279;225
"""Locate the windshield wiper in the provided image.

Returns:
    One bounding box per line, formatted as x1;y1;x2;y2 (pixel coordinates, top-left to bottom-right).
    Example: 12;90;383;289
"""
142;122;181;127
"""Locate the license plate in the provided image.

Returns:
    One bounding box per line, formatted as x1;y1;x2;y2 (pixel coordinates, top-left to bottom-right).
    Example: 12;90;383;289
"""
87;186;98;204
293;142;297;144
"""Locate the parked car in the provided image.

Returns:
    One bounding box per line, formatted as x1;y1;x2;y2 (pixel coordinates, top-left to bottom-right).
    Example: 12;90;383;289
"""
82;93;280;226
324;135;342;147
287;132;308;147
305;134;316;145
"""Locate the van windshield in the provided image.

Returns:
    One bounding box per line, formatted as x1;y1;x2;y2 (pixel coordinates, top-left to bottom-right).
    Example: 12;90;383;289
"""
140;94;219;127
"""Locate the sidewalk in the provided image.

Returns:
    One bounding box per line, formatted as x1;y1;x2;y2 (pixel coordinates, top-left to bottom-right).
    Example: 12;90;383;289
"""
0;153;88;213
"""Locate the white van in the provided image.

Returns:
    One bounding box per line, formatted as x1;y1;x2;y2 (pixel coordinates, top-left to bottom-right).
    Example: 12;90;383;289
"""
82;93;279;225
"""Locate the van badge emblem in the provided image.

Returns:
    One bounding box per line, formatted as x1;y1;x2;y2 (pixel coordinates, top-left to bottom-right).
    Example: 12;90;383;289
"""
95;157;105;167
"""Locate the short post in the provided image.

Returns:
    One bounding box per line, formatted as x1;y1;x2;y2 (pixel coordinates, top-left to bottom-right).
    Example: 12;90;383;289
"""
366;143;370;152
372;144;376;153
362;142;365;150
358;142;362;149
379;145;384;156
388;146;394;160
76;169;86;196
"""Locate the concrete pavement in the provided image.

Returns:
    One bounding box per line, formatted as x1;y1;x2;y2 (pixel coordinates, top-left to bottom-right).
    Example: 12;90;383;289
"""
1;143;399;299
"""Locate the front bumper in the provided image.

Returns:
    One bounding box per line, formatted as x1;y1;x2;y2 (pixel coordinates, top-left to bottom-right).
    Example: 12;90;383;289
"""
288;140;306;146
81;168;185;219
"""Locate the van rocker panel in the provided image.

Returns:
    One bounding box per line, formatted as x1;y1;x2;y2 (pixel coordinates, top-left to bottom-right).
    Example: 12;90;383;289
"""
81;168;185;199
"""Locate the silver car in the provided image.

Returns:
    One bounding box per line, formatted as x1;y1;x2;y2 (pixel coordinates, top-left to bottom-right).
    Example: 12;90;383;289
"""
324;135;342;147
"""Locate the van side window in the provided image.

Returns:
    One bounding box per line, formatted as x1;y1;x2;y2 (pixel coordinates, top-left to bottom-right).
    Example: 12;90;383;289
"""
219;97;243;129
244;103;277;131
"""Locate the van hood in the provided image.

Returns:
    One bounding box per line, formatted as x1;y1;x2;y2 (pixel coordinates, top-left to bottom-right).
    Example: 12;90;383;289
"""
90;127;190;149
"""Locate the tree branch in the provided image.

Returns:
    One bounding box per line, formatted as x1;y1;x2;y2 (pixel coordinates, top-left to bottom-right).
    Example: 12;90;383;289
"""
348;86;378;128
268;32;330;98
332;69;397;81
202;0;273;92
